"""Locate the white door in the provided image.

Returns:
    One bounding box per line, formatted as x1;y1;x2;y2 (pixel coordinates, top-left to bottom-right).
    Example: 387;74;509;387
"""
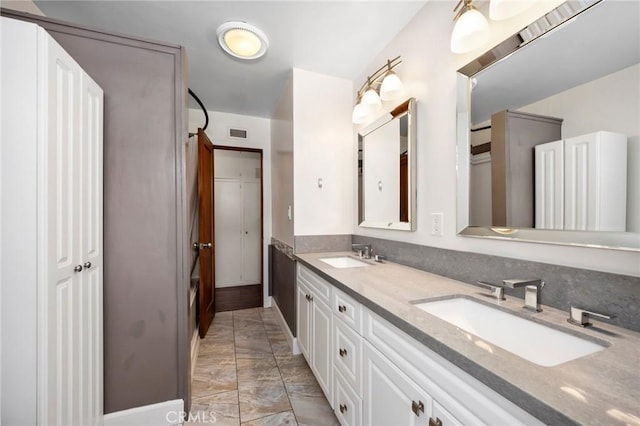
534;140;564;229
363;342;430;426
296;280;312;362
564;134;597;231
41;31;103;425
214;180;243;286
311;298;333;404
242;181;261;284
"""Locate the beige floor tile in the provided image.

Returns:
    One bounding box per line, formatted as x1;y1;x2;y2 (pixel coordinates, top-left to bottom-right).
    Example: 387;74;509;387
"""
289;395;338;426
190;390;240;426
241;410;298;426
238;379;292;422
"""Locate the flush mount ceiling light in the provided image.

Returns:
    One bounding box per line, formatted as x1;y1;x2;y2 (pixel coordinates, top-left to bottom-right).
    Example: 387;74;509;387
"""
352;56;404;124
217;21;269;60
451;0;490;54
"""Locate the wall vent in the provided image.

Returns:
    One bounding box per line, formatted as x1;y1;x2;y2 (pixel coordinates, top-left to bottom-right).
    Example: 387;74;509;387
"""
228;127;248;140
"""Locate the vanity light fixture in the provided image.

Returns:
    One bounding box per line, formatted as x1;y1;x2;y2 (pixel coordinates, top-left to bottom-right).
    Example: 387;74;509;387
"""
217;21;269;60
451;0;490;54
352;56;404;124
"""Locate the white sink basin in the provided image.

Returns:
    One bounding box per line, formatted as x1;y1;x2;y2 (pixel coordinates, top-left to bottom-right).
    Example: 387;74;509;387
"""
319;256;371;268
414;297;605;367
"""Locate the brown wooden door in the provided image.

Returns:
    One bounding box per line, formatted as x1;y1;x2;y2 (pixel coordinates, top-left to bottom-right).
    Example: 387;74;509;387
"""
197;129;215;337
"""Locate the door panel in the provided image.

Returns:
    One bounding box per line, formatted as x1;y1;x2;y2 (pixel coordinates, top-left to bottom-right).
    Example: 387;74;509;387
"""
242;181;261;283
197;129;215;338
214;180;243;286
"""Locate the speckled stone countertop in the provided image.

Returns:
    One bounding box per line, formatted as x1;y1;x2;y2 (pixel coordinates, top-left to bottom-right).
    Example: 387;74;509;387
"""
295;252;640;426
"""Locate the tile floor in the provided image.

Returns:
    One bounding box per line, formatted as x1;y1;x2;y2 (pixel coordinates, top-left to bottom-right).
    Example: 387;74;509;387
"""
189;308;339;426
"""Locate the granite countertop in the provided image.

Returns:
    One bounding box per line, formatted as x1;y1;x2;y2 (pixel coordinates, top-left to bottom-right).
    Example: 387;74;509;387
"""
295;252;640;426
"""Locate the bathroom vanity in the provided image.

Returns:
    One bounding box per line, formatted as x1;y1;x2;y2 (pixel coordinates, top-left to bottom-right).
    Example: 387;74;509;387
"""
295;252;640;426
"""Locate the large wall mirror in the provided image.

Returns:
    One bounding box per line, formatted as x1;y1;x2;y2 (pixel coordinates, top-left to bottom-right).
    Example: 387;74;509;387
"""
456;0;640;250
358;98;416;231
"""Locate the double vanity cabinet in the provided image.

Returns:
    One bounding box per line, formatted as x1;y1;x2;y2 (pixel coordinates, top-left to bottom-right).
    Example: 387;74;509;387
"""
296;263;541;426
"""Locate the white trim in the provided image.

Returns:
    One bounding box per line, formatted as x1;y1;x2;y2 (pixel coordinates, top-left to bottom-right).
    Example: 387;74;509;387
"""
471;151;491;165
104;399;184;426
272;298;300;355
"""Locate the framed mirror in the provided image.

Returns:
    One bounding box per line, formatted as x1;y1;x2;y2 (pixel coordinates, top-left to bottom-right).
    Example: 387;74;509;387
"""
358;98;416;231
456;0;640;250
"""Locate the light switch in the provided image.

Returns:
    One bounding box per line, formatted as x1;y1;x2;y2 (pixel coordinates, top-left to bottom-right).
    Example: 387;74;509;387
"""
287;205;292;221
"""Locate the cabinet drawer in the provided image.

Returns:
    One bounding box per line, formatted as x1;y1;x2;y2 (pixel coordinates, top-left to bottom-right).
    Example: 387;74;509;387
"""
333;287;362;333
334;369;362;426
298;264;331;305
334;317;363;395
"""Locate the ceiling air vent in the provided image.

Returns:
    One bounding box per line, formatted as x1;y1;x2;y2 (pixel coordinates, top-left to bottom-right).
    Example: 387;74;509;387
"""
228;127;248;140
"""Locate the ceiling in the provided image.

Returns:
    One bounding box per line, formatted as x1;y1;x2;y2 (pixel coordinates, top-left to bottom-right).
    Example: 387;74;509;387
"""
35;1;427;118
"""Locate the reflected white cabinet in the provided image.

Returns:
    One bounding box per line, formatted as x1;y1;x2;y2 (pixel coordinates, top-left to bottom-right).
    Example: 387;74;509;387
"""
1;17;104;426
535;131;627;231
296;265;333;403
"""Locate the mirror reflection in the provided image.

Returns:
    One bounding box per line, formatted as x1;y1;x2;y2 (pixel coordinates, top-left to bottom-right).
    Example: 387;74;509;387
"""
358;98;416;231
459;0;639;249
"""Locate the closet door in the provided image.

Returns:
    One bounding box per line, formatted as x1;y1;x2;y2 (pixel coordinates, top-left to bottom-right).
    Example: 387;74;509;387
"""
40;30;103;425
242;181;261;284
214;180;243;286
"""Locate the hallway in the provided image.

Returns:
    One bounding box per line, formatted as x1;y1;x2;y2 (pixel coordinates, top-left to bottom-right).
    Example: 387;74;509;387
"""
190;308;338;425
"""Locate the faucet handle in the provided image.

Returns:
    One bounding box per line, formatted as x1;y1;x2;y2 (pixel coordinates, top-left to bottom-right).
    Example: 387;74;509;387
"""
476;281;506;300
567;307;616;327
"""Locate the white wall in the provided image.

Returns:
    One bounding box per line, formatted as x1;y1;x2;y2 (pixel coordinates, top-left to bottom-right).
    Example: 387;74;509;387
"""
188;109;273;305
353;1;640;277
2;1;44;15
293;68;354;236
270;75;295;247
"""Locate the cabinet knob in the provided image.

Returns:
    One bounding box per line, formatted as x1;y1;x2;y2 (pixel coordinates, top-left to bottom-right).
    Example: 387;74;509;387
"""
339;348;348;357
83;261;92;269
339;404;347;413
73;265;83;272
338;305;347;313
429;417;443;426
309;294;313;302
411;400;425;416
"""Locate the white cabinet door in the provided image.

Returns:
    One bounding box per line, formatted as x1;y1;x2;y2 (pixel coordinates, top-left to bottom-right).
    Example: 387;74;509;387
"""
297;279;312;362
534;140;564;229
311;297;333;403
41;29;104;426
363;342;430;426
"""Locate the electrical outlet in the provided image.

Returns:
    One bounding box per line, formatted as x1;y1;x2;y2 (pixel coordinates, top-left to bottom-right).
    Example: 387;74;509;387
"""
431;213;443;236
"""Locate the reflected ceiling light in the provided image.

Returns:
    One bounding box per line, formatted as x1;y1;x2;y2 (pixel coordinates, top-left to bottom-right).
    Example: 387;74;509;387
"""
352;56;403;124
490;0;534;21
217;21;269;60
451;0;490;54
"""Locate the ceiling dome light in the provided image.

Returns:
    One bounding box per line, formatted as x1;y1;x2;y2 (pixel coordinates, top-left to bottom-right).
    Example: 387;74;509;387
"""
451;0;490;54
380;71;404;101
217;21;269;60
490;0;533;21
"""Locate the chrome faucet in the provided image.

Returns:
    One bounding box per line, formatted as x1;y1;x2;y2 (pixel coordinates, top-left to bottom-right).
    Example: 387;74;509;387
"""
502;279;545;312
567;307;616;327
476;281;506;300
351;243;372;259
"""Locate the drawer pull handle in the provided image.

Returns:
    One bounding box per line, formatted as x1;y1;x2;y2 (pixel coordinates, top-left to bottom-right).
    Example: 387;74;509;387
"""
338;305;347;313
305;294;313;302
411;400;425;416
429;417;442;426
339;404;347;413
339;348;348;357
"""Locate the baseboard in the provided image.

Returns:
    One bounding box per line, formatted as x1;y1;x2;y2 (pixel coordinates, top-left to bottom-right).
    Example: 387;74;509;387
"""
272;298;300;355
264;295;272;308
190;328;200;378
104;399;184;426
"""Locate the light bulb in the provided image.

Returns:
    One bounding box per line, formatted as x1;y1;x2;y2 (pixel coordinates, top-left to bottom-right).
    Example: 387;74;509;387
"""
352;102;369;124
490;0;533;21
451;8;490;54
380;72;404;101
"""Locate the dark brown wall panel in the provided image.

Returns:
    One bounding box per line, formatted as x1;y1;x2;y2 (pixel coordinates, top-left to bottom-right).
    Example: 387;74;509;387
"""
271;246;296;335
0;9;190;413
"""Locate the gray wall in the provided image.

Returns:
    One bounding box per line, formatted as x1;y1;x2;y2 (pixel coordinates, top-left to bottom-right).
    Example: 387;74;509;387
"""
353;235;640;332
0;10;190;413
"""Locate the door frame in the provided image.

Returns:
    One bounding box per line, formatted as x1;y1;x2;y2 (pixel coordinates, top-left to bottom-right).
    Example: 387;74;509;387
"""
213;145;264;310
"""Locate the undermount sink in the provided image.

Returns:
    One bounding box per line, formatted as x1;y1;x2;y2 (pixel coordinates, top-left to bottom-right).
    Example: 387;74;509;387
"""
319;256;371;269
413;297;606;367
